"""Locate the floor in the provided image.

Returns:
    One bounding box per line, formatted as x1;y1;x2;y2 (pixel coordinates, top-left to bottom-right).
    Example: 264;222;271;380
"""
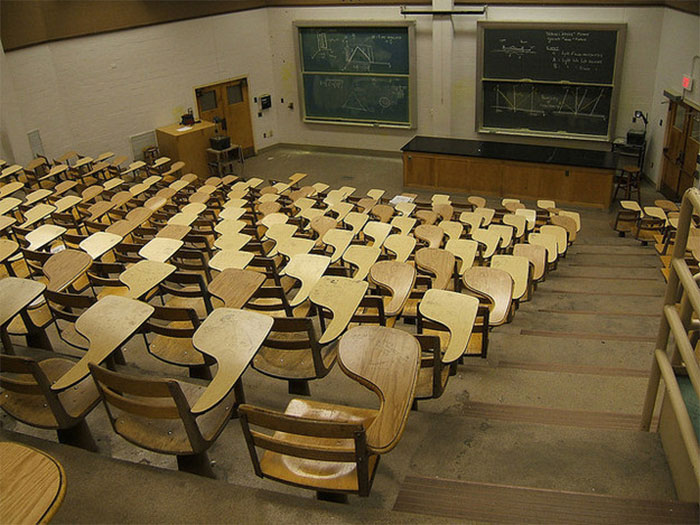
0;146;683;523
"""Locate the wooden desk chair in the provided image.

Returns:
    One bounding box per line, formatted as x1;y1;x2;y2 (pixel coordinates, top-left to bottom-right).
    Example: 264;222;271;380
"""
252;316;335;396
462;266;514;326
539;224;568;258
310;215;337;245
390;216;416;236
0;354;100;451
207;268;265;310
89;363;233;478
472;207;495;227
0;278;47;353
415;209;438;226
513;243;547;284
413;289;480;406
444;238;479;290
612;208;640;237
414;224;444;249
22;188;53;209
458;211;484;235
383;234;416;264
502;213;527;243
527;232;559;271
44;289;95;350
0;181;24;200
515;208;537;232
239;324;419;501
395;201;415;217
438;220;463;243
343;212;369;237
369;260;416;326
415;247;455;290
362;221;392;248
654;199;679;213
282;254;331;310
471;228;500;264
433;203;454;222
491;254;532;303
489;223;515;253
20;203;56;229
322;228;354;264
558;210;581;232
370;203;394;223
342;245;381;281
7;249;91;351
468;195;486;209
327;201;354;223
145;304;211;380
308;276;368;345
550;214;577;244
634;216;665;246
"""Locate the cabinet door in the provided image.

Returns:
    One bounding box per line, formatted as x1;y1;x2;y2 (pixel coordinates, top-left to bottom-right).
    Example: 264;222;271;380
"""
403;153;435;187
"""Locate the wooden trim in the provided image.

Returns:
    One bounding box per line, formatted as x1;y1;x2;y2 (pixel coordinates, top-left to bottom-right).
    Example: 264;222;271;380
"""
3;1;695;52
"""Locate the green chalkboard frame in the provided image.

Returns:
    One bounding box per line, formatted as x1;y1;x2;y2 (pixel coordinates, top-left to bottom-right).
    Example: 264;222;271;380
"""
476;22;626;142
294;21;417;129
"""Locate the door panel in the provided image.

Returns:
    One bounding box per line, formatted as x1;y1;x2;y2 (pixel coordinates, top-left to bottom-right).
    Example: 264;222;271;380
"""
660;100;698;200
222;79;255;157
195;78;256;158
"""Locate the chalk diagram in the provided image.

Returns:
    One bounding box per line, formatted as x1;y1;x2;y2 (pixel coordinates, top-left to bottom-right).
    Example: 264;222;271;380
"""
491;43;537;58
492;84;607;119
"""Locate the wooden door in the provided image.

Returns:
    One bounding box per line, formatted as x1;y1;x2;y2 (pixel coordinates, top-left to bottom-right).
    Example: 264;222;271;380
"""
221;79;255;158
195;77;255;158
660;99;699;200
678;109;700;197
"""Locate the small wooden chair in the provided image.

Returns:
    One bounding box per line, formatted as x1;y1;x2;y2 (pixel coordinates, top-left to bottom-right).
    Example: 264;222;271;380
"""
612;208;640;237
414;289;480;407
253;316;335;396
0;354;100;450
383;234;416;263
462;266;514;326
239;325;420;501
89;363;234;478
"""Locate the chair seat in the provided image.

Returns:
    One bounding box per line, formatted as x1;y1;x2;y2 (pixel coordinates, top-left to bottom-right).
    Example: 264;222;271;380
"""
253;343;337;380
57;323;90;351
149;325;206;366
0;358;98;428
259;398;379;493
7;304;53;335
114;381;231;455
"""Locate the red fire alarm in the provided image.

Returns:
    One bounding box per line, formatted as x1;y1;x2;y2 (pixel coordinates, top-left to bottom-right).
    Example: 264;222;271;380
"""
682;75;693;90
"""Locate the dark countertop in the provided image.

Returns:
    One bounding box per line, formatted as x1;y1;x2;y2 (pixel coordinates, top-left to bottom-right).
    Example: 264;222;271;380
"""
402;136;618;170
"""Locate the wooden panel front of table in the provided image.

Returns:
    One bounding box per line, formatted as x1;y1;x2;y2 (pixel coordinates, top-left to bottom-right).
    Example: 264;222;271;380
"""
156;121;215;180
403;151;614;208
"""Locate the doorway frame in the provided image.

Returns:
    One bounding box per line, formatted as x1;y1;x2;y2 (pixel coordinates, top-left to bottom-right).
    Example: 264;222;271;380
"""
193;74;256;155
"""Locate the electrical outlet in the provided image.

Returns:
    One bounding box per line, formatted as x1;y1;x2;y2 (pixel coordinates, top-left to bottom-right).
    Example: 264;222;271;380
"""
281;98;284;103
258;112;262;118
263;132;267;138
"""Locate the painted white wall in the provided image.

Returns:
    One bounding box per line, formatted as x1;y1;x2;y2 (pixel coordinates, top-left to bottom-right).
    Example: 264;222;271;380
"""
1;4;697;169
2;9;277;169
646;8;700;185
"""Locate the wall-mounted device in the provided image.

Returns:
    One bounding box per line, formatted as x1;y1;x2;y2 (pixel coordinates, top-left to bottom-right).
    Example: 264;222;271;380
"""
259;94;272;111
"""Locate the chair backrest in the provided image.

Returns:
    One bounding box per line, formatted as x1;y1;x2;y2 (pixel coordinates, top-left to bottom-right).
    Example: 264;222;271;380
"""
462;266;514;326
255;316;330;378
383;234;416;263
88;363;220;454
414;247;455;290
539;225;568;256
0;354;73;427
414;224;444;249
513;243;547;282
368;260;416;318
491;254;531;301
238;400;375;496
371;204;394;223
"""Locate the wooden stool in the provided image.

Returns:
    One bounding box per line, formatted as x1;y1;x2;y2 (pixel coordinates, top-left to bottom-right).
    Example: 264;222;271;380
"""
613;165;641;202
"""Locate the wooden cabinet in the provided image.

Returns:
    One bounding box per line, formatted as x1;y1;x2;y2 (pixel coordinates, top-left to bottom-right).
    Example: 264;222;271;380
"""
403;151;614;208
156;121;215;179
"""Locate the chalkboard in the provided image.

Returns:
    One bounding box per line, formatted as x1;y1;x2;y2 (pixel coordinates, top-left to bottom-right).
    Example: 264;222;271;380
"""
477;22;625;140
296;23;414;127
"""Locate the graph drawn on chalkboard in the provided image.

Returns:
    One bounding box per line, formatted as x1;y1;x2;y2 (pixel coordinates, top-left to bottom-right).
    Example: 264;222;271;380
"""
295;22;415;127
476;22;625;140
